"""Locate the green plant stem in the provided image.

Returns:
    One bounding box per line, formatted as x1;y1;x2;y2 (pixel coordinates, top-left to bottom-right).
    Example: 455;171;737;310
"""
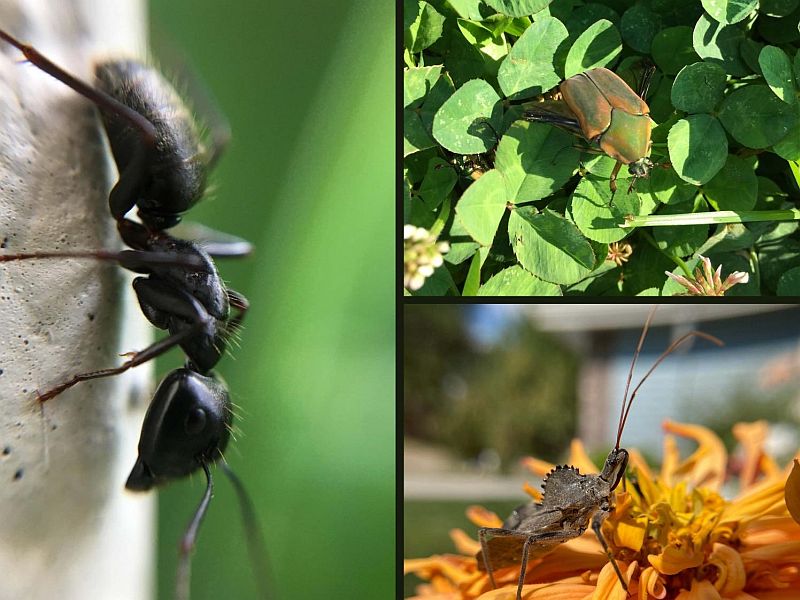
622;209;800;228
639;230;693;278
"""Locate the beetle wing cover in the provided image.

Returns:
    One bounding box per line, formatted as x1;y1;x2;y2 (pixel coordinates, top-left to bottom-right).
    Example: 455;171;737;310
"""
561;68;650;142
599;109;652;164
586;68;649;116
561;72;613;141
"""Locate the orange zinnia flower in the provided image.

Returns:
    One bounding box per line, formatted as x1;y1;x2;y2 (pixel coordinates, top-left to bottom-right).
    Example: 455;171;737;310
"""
404;421;800;600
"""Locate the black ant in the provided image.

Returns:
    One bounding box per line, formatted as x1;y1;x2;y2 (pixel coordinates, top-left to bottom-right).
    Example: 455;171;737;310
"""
0;29;270;600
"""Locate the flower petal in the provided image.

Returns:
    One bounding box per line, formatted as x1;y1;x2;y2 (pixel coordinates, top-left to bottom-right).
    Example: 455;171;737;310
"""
568;439;599;475
675;579;721;600
785;459;800;526
522;457;556;477
733;421;769;490
648;544;704;575
662;420;727;490
708;542;746;595
638;566;666;600
451;528;482;555
468;506;504;528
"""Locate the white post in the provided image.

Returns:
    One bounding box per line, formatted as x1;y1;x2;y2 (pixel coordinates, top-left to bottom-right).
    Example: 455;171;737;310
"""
0;1;154;598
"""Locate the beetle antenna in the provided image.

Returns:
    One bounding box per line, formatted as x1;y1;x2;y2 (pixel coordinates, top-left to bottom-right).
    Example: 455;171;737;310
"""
175;462;214;600
616;315;724;449
221;462;275;599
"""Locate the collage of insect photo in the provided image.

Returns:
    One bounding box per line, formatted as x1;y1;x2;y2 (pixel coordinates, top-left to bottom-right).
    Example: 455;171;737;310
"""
404;1;800;600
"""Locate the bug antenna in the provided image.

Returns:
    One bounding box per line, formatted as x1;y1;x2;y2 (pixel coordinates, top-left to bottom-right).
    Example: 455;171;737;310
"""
616;307;657;449
175;462;214;600
222;462;275;599
617;327;724;449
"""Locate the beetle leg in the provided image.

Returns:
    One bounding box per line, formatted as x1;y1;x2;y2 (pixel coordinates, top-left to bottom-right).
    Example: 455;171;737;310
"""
610;161;623;193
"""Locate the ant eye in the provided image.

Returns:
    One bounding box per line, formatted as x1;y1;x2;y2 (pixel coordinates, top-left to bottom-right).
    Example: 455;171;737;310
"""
184;407;207;435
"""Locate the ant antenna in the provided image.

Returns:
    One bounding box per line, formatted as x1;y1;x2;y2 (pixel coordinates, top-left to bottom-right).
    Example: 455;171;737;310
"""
221;463;274;599
176;462;214;600
615;309;724;449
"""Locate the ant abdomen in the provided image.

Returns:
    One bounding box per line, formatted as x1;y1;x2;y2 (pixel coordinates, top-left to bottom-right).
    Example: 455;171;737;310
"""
95;60;208;228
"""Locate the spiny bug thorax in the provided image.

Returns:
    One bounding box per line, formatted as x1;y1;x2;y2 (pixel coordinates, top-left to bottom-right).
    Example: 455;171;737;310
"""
600;448;629;491
94;60;208;230
125;368;232;491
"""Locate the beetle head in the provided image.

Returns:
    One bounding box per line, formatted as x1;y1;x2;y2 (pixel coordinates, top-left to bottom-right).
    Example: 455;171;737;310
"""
600;448;629;491
126;367;232;491
628;157;653;179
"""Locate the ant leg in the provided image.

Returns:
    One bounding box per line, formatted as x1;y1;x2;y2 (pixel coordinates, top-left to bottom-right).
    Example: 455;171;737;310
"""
175;462;213;600
36;323;201;402
0;29;157;220
0;249;205;271
37;282;214;402
591;511;627;592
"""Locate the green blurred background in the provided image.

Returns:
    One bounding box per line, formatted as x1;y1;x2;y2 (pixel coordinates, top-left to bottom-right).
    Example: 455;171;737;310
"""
147;1;394;598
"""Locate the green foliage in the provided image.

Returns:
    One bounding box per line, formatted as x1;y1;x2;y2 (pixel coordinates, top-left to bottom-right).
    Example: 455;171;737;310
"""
404;305;579;467
404;0;800;295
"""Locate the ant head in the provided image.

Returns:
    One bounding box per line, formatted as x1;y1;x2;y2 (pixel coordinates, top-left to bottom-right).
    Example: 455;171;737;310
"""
126;367;232;491
600;448;629;490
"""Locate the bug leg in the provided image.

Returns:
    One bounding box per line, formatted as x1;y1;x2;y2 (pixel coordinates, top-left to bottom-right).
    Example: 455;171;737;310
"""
609;161;623;195
35;323;200;402
0;29;158;221
175;462;213;600
591;511;627;592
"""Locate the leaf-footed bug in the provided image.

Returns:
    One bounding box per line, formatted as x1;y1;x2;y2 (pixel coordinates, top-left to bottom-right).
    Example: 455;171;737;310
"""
477;309;723;599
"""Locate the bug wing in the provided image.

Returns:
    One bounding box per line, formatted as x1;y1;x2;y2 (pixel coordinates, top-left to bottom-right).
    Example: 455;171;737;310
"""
476;534;564;571
168;221;253;258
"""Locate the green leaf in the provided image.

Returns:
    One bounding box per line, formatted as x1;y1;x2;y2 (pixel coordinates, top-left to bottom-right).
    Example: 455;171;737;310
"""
653;196;709;257
484;0;554;18
700;0;758;24
671;62;727;113
418;158;457;210
703;154;758;210
692;13;748;76
404;66;443;109
569;176;640;243
432;79;502;154
449;0;484;20
457;19;508;69
406;1;446;53
668;115;728;185
757;4;800;44
478;265;562;295
718;84;798;147
494;121;580;202
462;250;483;295
564;19;622;78
777;266;800;294
620;4;662;53
497;16;569;99
455;169;508;246
404;110;436;156
444;213;480;265
760;0;799;17
508;207;595;284
759;45;797;105
639;165;698;206
651;26;700;75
